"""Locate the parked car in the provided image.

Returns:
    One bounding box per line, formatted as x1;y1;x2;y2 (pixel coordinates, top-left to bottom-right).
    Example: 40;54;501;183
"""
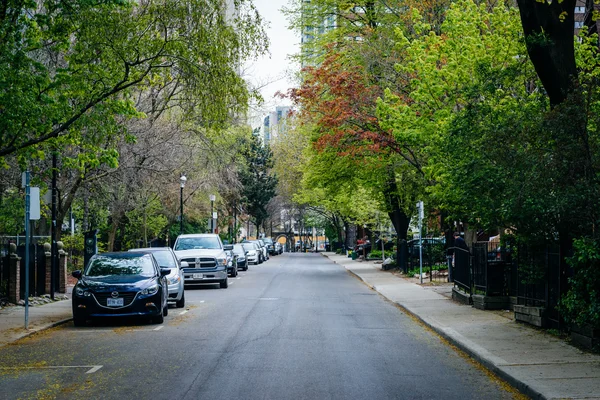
262;238;275;255
129;247;186;308
173;233;233;289
71;252;170;326
241;242;259;265
274;242;283;254
232;244;248;271
255;239;269;260
243;240;265;263
225;249;238;277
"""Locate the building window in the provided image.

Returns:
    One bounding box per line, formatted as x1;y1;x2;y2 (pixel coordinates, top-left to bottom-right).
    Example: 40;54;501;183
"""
575;21;584;29
575;6;586;13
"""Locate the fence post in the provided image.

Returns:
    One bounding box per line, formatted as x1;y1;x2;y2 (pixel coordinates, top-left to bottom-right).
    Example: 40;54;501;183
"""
57;241;67;293
8;243;21;304
44;242;51;294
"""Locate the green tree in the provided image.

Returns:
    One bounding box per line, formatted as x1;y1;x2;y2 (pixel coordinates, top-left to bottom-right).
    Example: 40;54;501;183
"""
0;0;267;162
239;131;278;236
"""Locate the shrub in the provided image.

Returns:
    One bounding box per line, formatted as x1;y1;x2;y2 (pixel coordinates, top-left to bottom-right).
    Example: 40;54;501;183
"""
559;238;600;330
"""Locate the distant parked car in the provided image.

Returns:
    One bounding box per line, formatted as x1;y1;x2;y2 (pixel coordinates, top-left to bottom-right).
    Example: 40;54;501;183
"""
232;244;248;271
225;249;238;277
262;238;275;255
274;242;283;254
128;247;186;308
241;242;259;265
71;252;170;326
244;240;266;263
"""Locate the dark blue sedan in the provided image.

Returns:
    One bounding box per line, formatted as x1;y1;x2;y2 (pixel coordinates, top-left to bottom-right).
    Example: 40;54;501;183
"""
71;252;170;326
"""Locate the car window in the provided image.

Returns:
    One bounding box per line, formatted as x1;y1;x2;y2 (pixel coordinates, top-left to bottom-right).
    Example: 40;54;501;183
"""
233;244;245;255
148;250;177;267
85;254;156;277
242;244;255;252
174;237;220;250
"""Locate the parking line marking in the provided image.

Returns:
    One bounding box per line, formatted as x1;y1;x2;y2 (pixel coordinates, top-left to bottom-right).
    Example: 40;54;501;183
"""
179;310;189;316
86;366;103;374
153;326;164;331
0;365;103;374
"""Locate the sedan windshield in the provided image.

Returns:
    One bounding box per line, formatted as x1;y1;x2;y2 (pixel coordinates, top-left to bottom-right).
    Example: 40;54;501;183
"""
85;254;155;277
175;237;220;250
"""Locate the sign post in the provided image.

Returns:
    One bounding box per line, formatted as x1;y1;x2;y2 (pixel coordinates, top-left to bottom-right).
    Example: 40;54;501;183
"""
84;230;98;269
417;201;424;284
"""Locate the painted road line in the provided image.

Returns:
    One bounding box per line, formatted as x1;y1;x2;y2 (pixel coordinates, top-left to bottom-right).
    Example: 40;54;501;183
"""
86;366;103;374
153;326;164;331
0;365;103;374
179;310;189;316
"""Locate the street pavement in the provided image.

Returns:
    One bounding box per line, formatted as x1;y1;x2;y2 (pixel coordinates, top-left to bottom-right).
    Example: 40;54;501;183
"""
0;252;598;399
323;252;600;400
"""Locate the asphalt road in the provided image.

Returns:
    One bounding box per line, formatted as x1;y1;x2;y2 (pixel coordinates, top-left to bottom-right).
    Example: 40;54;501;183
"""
0;253;519;400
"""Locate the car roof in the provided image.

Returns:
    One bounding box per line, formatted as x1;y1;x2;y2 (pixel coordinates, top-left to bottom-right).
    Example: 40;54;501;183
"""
128;247;171;252
93;251;153;258
176;234;219;238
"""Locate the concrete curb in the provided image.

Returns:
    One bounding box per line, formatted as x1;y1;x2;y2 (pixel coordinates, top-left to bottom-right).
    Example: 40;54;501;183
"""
326;253;546;400
6;317;73;346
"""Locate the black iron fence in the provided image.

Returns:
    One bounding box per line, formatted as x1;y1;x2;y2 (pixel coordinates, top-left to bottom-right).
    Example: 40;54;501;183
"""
515;244;562;328
452;239;563;327
406;240;449;283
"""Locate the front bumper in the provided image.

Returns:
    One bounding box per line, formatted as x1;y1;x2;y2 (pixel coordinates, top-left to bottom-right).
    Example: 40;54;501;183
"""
167;280;183;301
72;291;163;319
183;267;227;284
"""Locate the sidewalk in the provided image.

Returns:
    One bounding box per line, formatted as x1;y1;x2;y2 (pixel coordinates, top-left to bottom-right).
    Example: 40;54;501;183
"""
0;292;73;348
323;252;600;400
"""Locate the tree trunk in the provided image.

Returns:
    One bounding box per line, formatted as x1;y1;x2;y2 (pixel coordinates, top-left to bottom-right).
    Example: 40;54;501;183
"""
345;222;357;251
516;0;577;107
107;219;119;252
383;167;411;272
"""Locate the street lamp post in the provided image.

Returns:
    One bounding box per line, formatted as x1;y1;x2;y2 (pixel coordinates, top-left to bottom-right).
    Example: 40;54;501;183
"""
180;175;187;235
210;194;216;233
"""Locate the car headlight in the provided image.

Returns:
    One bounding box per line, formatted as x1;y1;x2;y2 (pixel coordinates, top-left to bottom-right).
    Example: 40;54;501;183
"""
217;257;227;266
141;284;159;295
248;251;256;256
75;286;91;297
167;276;180;285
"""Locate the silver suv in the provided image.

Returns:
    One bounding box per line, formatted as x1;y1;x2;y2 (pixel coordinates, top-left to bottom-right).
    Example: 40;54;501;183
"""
173;234;233;289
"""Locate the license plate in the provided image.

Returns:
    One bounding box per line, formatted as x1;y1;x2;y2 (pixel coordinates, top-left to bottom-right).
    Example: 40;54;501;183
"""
107;298;124;307
192;273;203;279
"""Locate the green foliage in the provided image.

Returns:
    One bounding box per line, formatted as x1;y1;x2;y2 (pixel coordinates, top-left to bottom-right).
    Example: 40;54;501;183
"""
367;249;393;259
0;189;24;235
560;238;600;330
0;0;267;165
239;132;278;232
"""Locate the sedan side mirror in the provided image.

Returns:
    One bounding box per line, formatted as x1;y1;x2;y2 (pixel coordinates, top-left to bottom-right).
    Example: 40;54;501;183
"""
160;268;171;277
72;270;82;280
180;261;189;269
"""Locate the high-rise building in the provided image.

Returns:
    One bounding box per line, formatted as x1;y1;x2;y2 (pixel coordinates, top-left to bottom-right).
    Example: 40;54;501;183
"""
263;106;292;145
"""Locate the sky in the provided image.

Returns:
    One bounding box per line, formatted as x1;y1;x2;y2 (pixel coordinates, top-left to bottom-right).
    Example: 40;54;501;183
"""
245;0;300;127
